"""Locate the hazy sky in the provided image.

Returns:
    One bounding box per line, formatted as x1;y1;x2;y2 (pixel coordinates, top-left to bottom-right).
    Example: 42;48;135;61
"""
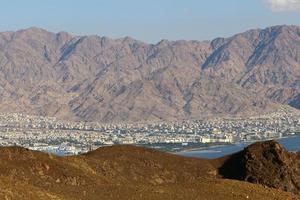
0;0;300;43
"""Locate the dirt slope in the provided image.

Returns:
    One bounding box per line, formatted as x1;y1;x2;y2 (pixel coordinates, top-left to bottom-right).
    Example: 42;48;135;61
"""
0;143;298;200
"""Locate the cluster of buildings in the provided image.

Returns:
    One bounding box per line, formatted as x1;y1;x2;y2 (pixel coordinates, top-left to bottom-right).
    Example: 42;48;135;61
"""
0;108;299;155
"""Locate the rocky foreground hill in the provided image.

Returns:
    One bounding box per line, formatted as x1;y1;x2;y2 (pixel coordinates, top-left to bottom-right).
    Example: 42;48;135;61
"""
0;141;299;200
0;25;299;122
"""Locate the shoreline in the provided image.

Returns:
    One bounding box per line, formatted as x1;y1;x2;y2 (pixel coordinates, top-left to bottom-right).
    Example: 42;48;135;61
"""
177;134;300;154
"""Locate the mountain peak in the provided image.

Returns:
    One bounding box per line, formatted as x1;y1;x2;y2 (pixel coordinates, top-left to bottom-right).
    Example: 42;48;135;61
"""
18;26;53;35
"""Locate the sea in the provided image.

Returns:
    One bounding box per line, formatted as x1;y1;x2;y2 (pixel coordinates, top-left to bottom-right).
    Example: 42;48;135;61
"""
178;134;300;159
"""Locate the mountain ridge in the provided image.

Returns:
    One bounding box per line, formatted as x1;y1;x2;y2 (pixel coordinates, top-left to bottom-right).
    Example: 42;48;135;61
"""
0;25;299;122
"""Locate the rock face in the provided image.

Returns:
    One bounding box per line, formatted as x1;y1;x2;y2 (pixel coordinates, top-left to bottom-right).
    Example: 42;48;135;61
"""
219;140;300;194
0;25;299;122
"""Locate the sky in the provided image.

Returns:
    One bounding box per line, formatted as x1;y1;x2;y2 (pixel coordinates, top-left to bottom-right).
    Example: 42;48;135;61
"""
0;0;300;43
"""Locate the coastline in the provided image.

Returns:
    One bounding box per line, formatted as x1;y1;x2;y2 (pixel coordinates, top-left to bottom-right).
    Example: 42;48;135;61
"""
177;134;300;155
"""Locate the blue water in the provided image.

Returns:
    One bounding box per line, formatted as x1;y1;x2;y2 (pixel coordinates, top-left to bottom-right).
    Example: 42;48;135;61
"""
179;135;300;159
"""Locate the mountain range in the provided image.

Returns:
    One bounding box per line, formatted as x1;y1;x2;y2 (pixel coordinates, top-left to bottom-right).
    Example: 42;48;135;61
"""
0;140;298;199
0;25;299;123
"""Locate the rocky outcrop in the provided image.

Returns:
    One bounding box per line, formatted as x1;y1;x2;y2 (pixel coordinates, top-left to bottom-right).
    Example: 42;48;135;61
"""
219;140;300;194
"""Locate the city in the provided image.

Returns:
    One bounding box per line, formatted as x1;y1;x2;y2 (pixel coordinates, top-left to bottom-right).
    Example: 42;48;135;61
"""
0;108;299;155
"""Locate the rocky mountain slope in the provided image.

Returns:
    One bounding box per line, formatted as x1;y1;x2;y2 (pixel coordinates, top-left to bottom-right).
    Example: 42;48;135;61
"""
0;141;298;200
0;25;299;122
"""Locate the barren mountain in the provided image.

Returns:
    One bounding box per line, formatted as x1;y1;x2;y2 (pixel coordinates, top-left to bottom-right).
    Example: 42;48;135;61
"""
0;141;298;200
203;25;300;106
0;25;299;122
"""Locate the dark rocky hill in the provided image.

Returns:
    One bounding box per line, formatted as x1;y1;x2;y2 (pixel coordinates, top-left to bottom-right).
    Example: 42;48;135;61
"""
219;140;300;194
